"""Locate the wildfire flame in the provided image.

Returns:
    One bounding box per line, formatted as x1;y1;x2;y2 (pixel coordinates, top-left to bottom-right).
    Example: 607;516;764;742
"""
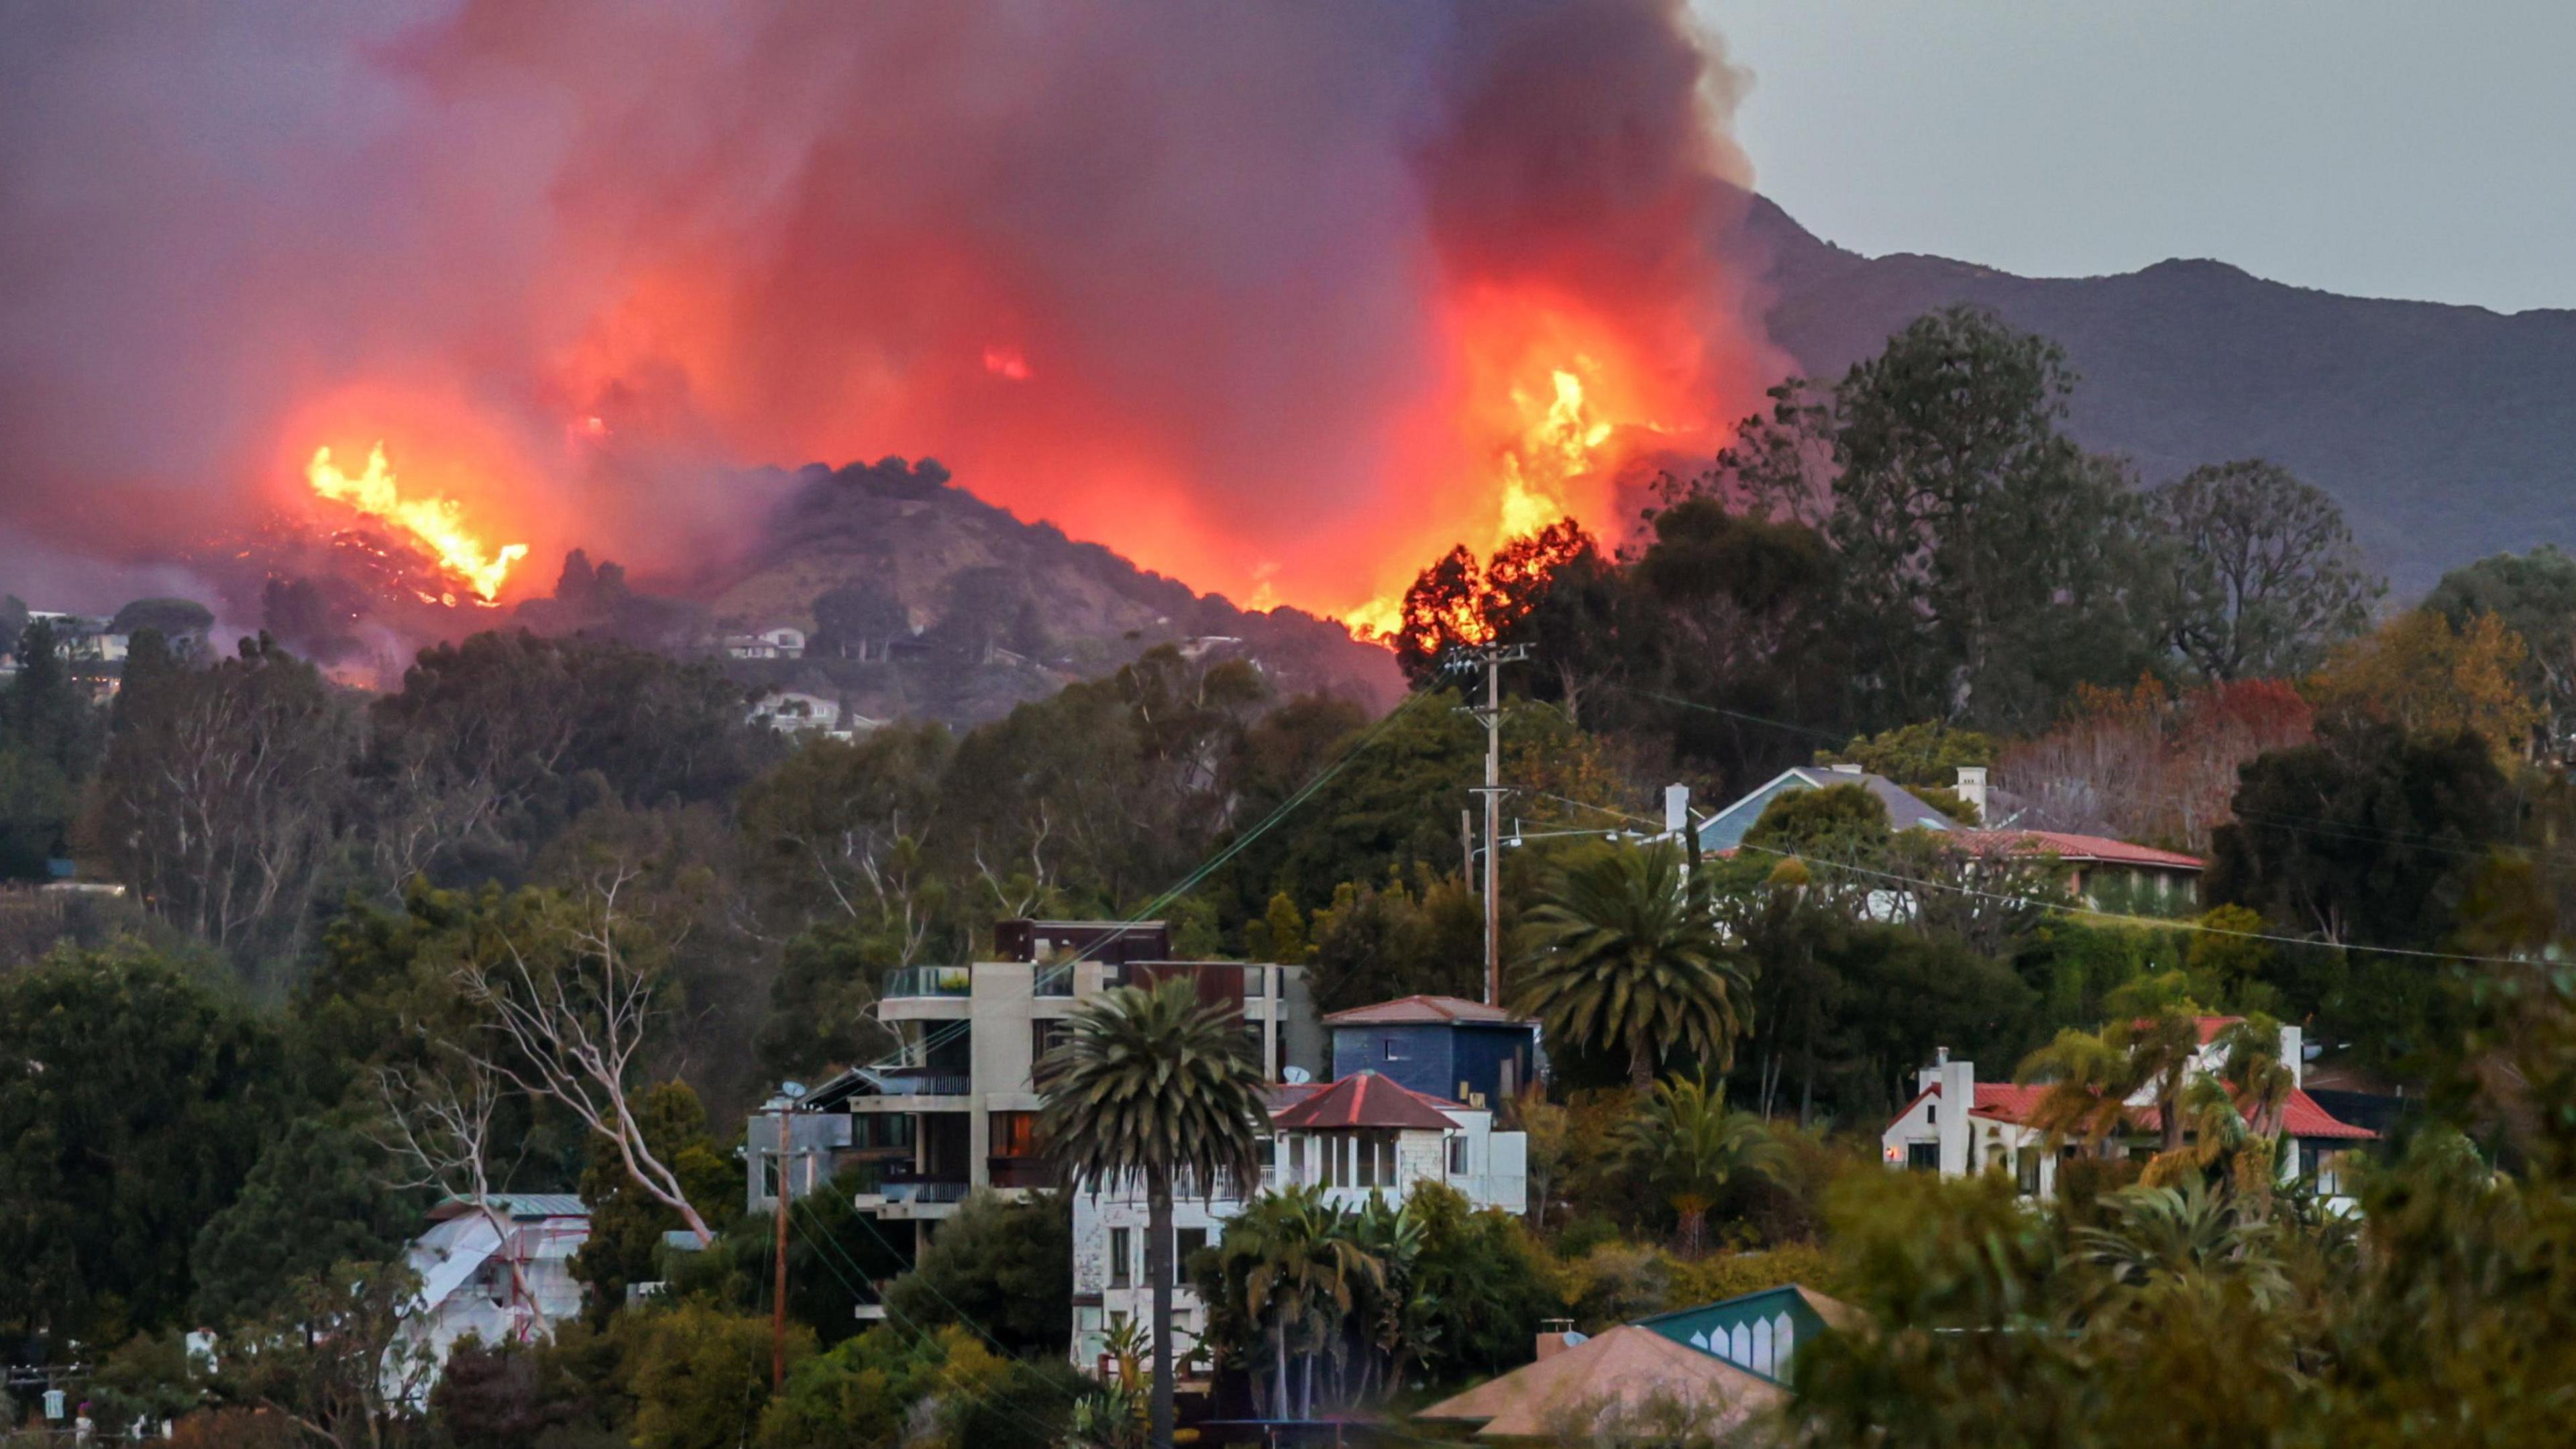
305;442;529;602
1343;364;1616;639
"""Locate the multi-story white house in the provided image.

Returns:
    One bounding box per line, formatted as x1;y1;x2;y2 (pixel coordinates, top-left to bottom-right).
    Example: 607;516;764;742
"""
1881;1018;2375;1208
388;1195;589;1401
1069;1071;1527;1371
746;920;1325;1305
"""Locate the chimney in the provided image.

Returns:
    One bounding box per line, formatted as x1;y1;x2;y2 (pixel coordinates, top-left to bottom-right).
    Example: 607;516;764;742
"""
2280;1022;2304;1091
1664;783;1690;837
1938;1058;1976;1177
1955;767;1988;822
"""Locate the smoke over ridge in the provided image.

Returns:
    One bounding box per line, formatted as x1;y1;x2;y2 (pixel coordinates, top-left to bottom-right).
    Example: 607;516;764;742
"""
0;0;1779;625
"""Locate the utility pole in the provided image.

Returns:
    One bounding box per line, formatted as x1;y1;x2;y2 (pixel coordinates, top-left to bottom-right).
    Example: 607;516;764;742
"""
1452;643;1529;1006
771;1102;792;1389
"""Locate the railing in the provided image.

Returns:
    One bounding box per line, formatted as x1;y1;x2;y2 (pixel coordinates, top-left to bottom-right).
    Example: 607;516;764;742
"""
1034;961;1076;997
885;965;971;998
872;1069;971;1097
883;1179;970;1205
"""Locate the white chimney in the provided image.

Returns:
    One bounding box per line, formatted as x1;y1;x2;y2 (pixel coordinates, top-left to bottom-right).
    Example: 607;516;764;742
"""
1664;783;1690;837
1955;767;1988;821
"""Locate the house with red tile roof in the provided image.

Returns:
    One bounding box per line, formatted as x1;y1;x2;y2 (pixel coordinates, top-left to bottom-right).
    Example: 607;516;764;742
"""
1881;1018;2375;1208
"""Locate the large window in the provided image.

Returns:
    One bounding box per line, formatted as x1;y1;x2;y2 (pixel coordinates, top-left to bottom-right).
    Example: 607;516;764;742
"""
1177;1227;1208;1265
1447;1134;1468;1175
991;1110;1042;1158
1110;1228;1132;1289
1907;1142;1939;1172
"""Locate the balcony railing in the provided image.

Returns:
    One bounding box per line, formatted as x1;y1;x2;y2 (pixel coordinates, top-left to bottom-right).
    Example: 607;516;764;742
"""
883;1179;970;1205
885;965;971;998
871;1067;971;1097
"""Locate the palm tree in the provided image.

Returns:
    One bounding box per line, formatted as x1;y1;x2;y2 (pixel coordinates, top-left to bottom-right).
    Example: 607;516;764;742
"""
1617;1073;1785;1254
1219;1185;1378;1417
1514;843;1750;1091
2074;1179;2289;1310
2018;973;2204;1157
1040;980;1269;1449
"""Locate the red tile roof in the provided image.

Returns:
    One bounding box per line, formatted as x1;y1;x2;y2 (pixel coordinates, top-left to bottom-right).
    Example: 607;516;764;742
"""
1892;1079;2374;1141
1270;1071;1462;1131
1957;829;2204;871
1323;994;1534;1026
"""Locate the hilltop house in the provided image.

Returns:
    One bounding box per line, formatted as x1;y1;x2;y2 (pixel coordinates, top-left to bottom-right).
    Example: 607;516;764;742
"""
724;626;808;659
1882;1018;2376;1208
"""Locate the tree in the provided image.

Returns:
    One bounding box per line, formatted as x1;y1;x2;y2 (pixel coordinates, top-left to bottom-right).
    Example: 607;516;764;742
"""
1038;981;1267;1449
1514;843;1751;1091
1995;678;2314;852
2424;545;2576;761
225;1258;433;1449
2308;610;2542;764
1303;869;1481;1014
1824;721;1996;788
1617;1073;1783;1254
1723;307;2160;732
627;1302;810;1449
568;1081;734;1320
0;947;286;1342
193;1120;423;1328
88;632;353;967
1208;1185;1378;1418
2147;460;2380;680
2018;973;2206;1159
881;1190;1073;1356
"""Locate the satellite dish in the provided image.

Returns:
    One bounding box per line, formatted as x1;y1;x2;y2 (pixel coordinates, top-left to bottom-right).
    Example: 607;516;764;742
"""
782;1081;808;1099
1282;1065;1313;1085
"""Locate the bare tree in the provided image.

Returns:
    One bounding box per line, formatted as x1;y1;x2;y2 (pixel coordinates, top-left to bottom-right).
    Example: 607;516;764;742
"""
370;1055;537;1313
455;863;716;1244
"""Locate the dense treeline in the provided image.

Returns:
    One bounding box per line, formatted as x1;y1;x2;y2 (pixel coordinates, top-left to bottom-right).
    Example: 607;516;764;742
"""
6;305;2576;1444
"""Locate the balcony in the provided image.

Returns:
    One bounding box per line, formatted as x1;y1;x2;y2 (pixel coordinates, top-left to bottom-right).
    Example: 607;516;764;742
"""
885;1179;970;1205
869;1067;971;1098
885;965;972;998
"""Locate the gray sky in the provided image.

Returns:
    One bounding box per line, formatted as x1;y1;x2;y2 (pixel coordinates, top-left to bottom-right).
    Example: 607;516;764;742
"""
1709;1;2576;314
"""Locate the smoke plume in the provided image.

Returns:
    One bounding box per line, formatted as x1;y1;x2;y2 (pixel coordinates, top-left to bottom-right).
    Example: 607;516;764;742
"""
0;1;1780;625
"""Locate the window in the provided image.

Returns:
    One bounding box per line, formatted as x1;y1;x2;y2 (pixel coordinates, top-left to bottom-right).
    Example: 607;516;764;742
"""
1288;1135;1306;1184
1177;1227;1208;1265
1447;1134;1468;1175
1907;1142;1939;1172
991;1110;1042;1157
761;1152;783;1199
1382;1036;1408;1061
1378;1134;1398;1187
2017;1146;2042;1196
1110;1228;1132;1289
1036;1020;1073;1063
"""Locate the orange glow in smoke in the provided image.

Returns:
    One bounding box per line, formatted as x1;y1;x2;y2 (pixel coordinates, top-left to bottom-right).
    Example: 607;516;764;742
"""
305;441;531;602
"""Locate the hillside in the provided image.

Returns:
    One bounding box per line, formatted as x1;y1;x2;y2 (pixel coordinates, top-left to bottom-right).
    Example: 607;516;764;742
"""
1736;195;2576;594
686;456;1401;724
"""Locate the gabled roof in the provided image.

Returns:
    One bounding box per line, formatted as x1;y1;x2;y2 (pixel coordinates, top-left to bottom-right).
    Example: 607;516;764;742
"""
1955;829;2203;871
425;1193;586;1222
1895;1079;2376;1140
1323;994;1534;1026
1270;1071;1461;1131
1698;767;1957;853
1419;1324;1785;1438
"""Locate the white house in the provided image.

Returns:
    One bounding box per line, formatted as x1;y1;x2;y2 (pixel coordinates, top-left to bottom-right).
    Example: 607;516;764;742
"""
1881;1018;2375;1208
724;626;808;660
749;690;841;734
389;1195;589;1401
1069;1071;1526;1371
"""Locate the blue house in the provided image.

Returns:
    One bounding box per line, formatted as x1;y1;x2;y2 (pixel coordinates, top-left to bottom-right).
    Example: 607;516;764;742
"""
1696;765;1960;855
1324;995;1539;1108
1633;1283;1862;1385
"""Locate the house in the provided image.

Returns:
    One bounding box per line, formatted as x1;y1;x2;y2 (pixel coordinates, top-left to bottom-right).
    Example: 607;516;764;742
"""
390;1195;589;1397
747;920;1324;1311
723;626;808;659
748;690;841;734
1324;994;1540;1108
1697;763;1961;855
1632;1283;1863;1385
1952;828;2204;912
1070;1068;1527;1371
1881;1019;2376;1208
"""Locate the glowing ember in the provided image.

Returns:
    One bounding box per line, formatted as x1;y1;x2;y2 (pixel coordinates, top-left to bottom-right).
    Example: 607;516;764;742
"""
305;441;529;602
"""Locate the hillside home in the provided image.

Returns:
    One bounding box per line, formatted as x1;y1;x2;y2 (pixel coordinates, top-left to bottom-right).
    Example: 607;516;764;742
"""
1070;1069;1527;1372
1696;764;1957;854
747;920;1324;1309
1882;1020;2375;1209
748;690;841;735
1324;994;1540;1108
723;626;808;659
389;1195;589;1400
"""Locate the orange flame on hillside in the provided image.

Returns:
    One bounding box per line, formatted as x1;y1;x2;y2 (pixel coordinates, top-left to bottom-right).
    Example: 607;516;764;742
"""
305;442;530;602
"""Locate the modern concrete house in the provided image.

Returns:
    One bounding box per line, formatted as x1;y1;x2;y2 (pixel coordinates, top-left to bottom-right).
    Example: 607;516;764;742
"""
745;920;1324;1301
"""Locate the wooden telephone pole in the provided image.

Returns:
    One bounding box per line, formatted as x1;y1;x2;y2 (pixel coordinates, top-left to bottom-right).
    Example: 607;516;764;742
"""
771;1097;795;1389
1452;643;1529;1006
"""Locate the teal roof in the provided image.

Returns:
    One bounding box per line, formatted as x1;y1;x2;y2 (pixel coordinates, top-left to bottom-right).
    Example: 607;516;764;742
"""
1633;1283;1853;1385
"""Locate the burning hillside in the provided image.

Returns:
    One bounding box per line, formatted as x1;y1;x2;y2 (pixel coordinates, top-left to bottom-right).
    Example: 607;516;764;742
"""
0;1;1778;646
